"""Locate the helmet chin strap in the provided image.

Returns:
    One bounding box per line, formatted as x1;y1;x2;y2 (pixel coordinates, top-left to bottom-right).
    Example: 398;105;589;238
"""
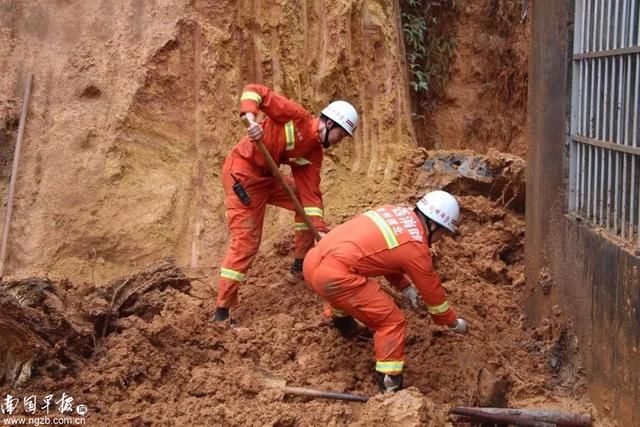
323;120;333;149
416;208;440;248
426;217;437;248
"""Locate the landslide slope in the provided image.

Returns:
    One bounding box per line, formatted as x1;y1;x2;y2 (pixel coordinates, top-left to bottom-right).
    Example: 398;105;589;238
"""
0;0;414;283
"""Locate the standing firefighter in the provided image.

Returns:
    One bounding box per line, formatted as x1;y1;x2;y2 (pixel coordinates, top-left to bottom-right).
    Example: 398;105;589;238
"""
213;83;358;322
303;190;469;392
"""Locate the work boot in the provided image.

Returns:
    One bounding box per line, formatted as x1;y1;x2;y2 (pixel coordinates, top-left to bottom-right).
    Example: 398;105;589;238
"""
284;258;304;284
375;372;403;393
212;307;230;322
211;307;239;326
332;316;360;339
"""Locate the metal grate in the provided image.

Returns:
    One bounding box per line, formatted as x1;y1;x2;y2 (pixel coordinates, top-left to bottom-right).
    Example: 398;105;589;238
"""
570;0;640;247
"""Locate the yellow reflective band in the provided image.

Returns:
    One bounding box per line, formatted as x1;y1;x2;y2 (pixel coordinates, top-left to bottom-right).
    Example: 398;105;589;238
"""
364;211;400;249
427;301;450;315
285;121;295;150
375;360;404;374
240;91;262;104
304;207;324;217
331;308;347;317
220;267;245;282
294;222;310;231
290;157;312;166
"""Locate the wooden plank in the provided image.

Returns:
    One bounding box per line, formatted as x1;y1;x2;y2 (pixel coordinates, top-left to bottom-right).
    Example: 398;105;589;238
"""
0;74;33;277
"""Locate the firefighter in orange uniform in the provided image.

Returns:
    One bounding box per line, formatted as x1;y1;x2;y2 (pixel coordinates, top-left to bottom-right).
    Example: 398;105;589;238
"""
303;190;469;392
213;83;359;322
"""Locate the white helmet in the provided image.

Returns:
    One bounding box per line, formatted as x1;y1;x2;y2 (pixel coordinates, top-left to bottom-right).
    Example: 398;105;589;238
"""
321;101;359;136
416;190;460;233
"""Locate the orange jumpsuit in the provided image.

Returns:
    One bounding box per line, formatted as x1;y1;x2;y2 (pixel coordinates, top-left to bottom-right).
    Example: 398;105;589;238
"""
303;205;457;375
217;84;328;308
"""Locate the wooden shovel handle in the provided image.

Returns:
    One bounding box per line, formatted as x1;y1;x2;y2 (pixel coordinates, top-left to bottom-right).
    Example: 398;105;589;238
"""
0;73;33;277
282;386;368;402
240;115;322;241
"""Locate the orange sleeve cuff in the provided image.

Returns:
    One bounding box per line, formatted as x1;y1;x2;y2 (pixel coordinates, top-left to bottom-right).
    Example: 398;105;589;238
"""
239;100;259;116
310;216;328;232
431;309;457;326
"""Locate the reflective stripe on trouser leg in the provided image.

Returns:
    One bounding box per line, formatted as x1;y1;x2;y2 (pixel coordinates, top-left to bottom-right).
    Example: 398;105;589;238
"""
218;268;246;308
218;161;269;308
331;307;348;317
375;360;404;374
304;207;324;217
220;268;245;282
294;205;320;259
216;221;262;308
306;256;406;373
358;283;406;375
427;300;450;315
322;305;348;318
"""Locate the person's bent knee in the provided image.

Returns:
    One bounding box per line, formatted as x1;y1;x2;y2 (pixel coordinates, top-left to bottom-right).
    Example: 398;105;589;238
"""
230;237;261;257
378;307;405;331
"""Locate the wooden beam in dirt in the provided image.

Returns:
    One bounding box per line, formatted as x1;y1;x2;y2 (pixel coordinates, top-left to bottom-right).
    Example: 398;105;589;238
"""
0;73;33;278
449;406;593;426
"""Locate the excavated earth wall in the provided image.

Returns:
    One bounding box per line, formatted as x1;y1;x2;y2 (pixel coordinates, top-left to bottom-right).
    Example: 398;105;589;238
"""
0;0;610;425
0;0;414;284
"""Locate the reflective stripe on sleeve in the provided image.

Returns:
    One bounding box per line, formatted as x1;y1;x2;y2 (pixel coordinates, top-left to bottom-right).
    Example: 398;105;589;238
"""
240;91;262;104
363;211;400;249
285;121;295;150
294;222;310;231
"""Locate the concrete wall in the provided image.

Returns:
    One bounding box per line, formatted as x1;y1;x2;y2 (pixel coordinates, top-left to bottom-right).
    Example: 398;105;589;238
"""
526;1;640;425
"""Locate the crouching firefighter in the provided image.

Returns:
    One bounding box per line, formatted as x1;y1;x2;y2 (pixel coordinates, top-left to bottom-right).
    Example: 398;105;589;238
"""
213;83;359;322
303;190;469;392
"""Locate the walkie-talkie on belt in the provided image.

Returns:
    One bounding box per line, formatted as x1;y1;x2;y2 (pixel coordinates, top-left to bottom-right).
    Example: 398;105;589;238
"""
231;174;251;206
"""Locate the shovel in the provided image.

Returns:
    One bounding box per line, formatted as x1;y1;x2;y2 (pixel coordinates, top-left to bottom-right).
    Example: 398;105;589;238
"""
240;115;322;241
255;368;369;403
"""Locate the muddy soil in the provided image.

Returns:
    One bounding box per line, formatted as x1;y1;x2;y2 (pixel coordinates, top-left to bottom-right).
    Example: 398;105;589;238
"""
419;0;530;157
0;152;599;425
0;0;608;425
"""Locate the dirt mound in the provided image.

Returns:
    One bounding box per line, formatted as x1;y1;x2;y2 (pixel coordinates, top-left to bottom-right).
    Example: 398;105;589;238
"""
0;157;599;425
0;259;189;390
354;388;448;426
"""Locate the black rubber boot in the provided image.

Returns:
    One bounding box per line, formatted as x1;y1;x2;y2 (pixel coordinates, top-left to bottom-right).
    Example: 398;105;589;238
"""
375;372;404;393
291;258;303;273
332;316;359;338
212;307;230;322
285;258;304;284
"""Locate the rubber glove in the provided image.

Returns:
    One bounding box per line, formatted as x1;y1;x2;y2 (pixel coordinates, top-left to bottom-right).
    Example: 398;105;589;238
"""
401;286;420;310
449;318;469;334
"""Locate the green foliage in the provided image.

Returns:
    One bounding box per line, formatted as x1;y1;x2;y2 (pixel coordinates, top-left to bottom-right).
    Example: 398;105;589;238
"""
401;0;457;108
